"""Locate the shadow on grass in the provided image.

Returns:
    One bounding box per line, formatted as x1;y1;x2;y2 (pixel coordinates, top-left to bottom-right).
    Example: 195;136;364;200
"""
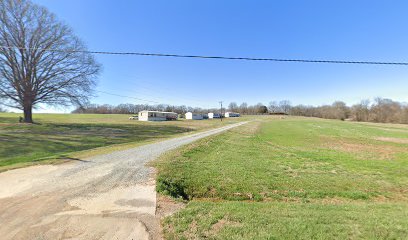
0;116;44;125
56;157;92;163
0;122;193;167
0;116;22;124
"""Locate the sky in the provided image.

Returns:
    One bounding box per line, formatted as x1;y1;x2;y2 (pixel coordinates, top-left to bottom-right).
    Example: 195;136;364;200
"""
30;0;408;113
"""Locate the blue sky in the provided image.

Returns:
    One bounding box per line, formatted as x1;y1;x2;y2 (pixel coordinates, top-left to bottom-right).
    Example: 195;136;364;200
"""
33;0;408;112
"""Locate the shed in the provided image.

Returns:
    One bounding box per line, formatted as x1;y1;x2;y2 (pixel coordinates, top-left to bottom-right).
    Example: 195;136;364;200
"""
185;112;204;120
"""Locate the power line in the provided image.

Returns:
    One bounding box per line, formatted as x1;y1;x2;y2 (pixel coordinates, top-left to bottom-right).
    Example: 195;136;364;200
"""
219;101;223;122
1;45;408;66
95;90;160;104
90;72;214;107
101;86;207;108
97;88;210;107
96;90;218;109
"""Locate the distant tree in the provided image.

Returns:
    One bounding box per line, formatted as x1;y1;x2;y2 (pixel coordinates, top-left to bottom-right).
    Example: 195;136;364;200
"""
257;105;268;114
370;98;401;123
268;101;280;113
279;100;292;114
351;100;370;122
239;102;248;114
0;0;100;123
289;104;314;117
228;102;238;112
401;104;408;124
331;101;349;120
165;105;174;112
287;98;408;124
178;105;188;114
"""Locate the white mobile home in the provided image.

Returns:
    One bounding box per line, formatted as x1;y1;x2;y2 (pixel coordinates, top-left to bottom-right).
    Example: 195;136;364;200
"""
208;113;221;119
225;112;240;118
185;112;204;120
138;110;178;121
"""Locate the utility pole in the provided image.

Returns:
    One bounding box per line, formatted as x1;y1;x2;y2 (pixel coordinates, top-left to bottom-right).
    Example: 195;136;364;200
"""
219;101;223;122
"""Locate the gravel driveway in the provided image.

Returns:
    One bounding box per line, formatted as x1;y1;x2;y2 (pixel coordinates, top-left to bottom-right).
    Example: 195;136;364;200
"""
0;122;246;240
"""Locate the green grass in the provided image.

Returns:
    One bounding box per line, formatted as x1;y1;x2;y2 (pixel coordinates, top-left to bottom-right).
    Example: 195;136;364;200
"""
164;202;407;240
154;117;408;239
0;112;245;171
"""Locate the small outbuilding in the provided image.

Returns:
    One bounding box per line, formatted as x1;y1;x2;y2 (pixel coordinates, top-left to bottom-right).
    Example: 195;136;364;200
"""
138;110;178;121
185;112;204;120
208;113;222;119
225;112;240;118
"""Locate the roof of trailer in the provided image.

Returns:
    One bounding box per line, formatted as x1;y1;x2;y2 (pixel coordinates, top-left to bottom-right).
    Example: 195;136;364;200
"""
139;110;177;114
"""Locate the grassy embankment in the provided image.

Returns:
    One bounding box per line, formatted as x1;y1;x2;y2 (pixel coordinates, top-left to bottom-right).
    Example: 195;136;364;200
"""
154;117;408;239
0;113;245;171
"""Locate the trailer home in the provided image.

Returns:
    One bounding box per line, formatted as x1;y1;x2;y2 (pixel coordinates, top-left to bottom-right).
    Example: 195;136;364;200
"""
185;112;204;120
208;113;221;119
138;110;178;121
225;112;240;118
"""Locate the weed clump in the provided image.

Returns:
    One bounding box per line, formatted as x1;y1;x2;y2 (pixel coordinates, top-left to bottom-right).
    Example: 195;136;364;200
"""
157;176;189;200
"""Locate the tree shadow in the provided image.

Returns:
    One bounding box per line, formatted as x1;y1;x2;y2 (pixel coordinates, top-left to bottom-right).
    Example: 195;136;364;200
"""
0;116;20;123
0;122;194;166
56;156;92;163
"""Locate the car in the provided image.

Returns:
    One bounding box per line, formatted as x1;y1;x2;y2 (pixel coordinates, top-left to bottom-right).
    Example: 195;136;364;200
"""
129;115;138;120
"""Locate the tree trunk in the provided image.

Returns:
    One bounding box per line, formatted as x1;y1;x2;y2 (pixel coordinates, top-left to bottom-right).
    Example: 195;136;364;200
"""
23;104;33;123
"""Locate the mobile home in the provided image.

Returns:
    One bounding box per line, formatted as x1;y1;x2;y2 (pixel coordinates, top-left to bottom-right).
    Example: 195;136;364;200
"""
225;112;240;118
138;110;178;121
208;113;221;119
185;112;204;120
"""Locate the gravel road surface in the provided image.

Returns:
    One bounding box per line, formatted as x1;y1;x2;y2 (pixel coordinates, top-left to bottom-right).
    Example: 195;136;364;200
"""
0;122;246;240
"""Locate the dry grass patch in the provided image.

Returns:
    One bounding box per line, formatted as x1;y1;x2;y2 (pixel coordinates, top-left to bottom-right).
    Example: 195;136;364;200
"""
207;217;242;236
375;137;408;144
322;137;399;160
157;195;186;218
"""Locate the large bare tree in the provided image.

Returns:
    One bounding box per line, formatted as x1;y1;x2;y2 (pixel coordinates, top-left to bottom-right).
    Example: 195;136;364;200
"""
228;102;238;112
0;0;100;122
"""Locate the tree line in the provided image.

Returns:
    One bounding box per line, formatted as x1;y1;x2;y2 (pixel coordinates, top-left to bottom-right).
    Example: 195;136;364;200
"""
72;103;208;115
290;98;408;124
72;102;271;115
73;98;408;124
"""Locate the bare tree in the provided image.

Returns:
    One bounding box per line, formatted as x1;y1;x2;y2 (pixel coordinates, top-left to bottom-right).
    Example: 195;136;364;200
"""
268;101;280;113
351;99;370;122
279;100;292;114
0;0;100;123
239;102;248;114
370;98;401;123
228;102;238;112
331;101;349;120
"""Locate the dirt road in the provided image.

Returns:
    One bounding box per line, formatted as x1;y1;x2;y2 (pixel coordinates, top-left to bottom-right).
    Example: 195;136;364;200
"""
0;122;246;240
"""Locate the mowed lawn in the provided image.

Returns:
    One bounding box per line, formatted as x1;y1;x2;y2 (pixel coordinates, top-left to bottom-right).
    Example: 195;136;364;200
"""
154;117;408;239
0;113;243;171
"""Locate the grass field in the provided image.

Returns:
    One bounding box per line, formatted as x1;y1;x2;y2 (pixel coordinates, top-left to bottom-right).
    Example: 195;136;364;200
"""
154;117;408;239
0;112;244;171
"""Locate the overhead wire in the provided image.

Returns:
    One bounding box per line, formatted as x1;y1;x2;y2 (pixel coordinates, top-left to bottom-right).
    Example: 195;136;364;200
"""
96;90;217;109
5;45;406;107
1;45;408;65
95;90;161;104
